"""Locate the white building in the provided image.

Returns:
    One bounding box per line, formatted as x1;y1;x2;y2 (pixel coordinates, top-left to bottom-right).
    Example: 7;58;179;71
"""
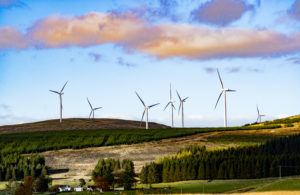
58;185;71;192
74;185;83;192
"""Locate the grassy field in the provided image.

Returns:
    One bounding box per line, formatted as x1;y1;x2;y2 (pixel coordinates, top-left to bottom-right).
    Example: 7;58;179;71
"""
3;177;300;194
206;134;282;146
254;178;300;192
57;178;281;194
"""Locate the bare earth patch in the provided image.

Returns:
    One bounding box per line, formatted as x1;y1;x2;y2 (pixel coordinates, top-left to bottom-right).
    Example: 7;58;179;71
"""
42;127;300;183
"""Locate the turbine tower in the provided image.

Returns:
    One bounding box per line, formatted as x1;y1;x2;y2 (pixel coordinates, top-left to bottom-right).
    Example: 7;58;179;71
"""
256;105;265;123
87;98;102;119
176;90;188;128
49;81;68;123
164;84;176;128
135;92;159;129
214;69;236;127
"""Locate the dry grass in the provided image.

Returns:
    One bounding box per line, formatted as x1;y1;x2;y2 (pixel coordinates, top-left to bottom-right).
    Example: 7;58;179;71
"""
0;118;168;134
43;126;300;183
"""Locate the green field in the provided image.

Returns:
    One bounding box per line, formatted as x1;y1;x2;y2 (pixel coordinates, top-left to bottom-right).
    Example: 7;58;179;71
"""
254;177;300;191
0;125;281;154
206;134;282;146
57;178;284;194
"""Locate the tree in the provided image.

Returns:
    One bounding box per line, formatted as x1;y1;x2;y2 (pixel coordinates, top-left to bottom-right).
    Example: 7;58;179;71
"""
139;166;148;184
34;175;51;192
41;166;48;176
147;163;160;186
79;178;86;186
120;159;135;190
94;177;109;191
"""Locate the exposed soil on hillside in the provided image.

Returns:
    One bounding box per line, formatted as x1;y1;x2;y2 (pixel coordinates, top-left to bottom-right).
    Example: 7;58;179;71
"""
42;127;300;183
0;118;168;134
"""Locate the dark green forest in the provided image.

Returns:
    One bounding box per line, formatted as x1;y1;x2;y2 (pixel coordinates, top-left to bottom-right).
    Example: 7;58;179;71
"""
0;153;47;181
140;135;300;183
92;158;135;190
0;125;280;154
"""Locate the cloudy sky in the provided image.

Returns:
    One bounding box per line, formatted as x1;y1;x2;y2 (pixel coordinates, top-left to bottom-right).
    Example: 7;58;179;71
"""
0;0;299;127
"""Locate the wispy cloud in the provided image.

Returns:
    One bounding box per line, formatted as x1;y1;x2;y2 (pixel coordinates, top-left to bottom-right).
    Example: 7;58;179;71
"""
0;0;25;8
286;56;300;64
88;52;102;62
227;67;241;73
117;57;136;68
1;12;300;60
204;67;216;74
287;0;300;21
190;0;255;26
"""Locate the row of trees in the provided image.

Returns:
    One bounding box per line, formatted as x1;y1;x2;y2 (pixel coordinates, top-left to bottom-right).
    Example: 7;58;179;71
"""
0;153;47;181
140;135;300;183
92;158;136;190
6;175;52;194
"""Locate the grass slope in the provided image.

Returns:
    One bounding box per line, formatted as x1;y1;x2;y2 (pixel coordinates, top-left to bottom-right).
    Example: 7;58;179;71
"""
254;177;300;192
0;125;282;154
0;118;168;134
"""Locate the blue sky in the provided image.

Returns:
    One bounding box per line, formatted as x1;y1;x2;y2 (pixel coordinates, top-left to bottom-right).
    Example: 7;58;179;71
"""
0;0;299;127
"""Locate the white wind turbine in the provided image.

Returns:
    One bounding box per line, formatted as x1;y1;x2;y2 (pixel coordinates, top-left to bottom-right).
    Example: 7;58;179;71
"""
256;105;265;123
214;69;236;127
49;81;68;123
164;84;176;128
176;90;188;128
87;98;102;119
135;92;160;129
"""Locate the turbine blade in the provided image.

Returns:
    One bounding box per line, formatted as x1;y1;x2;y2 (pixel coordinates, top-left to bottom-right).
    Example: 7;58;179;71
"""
178;102;182;115
140;110;145;127
257;105;260;115
87;98;93;109
256;116;259;123
176;90;182;101
172;103;176;110
149;103;160;108
170;83;172;100
217;69;224;89
89;111;93;118
163;102;170;110
183;97;189;101
135;92;145;107
49;90;60;94
60;81;68;93
228;89;236;92
214;91;223;109
94;107;102;110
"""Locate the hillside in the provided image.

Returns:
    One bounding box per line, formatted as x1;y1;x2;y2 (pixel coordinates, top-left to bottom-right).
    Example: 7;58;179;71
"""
0;118;168;134
250;115;300;127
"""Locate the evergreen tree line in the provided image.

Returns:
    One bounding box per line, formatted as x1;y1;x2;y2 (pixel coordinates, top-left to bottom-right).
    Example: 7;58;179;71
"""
0;125;281;154
0;153;47;181
92;158;135;190
140;135;300;183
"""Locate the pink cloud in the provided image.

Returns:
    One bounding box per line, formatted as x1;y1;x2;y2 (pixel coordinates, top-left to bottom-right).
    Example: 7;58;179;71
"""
190;0;254;26
0;27;29;49
1;12;300;60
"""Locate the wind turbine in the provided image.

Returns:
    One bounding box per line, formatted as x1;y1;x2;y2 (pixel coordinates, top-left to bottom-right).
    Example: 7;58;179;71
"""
176;90;188;128
164;84;176;128
135;92;159;129
87;98;102;119
49;81;68;123
214;69;236;127
256;105;265;123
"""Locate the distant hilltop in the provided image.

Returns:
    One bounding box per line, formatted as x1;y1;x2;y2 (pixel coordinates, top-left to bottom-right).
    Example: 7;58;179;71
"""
0;118;169;134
